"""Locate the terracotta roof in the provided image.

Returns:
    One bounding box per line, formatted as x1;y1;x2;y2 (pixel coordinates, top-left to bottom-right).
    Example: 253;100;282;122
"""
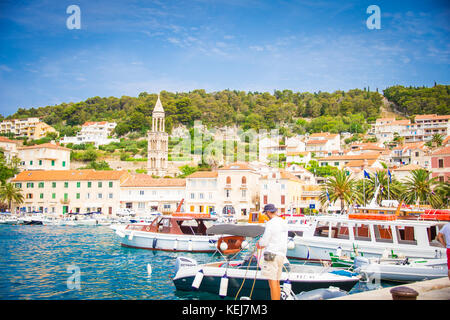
393;164;423;171
306;139;327;145
415;114;450;120
393;142;426;151
82;121;108;126
391;120;411;125
0;136;19;144
279;170;302;182
350;143;385;151
18;143;70;151
260;170;302;182
344;159;377;167
432;145;450;156
219;162;252;170
309;133;339;138
443;135;450;146
121;174;185;187
318;152;381;161
12;170;130;182
186;171;218;178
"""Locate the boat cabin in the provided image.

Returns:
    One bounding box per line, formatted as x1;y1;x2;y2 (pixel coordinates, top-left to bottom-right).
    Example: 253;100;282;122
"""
126;214;217;236
306;215;446;250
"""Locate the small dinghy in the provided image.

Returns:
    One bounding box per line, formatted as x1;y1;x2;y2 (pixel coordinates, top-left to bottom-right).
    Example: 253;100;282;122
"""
292;286;349;300
172;224;361;300
353;256;448;283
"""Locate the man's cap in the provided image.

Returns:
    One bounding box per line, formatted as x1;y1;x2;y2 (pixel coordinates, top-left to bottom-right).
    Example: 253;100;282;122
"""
263;204;277;213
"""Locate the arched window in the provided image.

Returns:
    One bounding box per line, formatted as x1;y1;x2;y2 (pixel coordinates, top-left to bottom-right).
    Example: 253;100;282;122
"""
226;176;231;184
241;176;247;185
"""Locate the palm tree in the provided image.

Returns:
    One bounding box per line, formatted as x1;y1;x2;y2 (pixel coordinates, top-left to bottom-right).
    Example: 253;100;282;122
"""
320;169;355;213
354;170;404;206
435;182;450;208
431;133;443;148
0;182;24;212
402;169;442;208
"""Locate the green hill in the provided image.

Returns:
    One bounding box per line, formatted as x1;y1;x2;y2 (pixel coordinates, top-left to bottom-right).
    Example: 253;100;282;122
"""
5;88;384;136
383;84;450;116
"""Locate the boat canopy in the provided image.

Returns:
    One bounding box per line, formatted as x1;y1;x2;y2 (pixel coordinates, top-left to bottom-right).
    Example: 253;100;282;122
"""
207;224;265;238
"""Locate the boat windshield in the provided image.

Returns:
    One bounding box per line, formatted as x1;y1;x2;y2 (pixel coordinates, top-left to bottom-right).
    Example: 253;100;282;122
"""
177;219;209;235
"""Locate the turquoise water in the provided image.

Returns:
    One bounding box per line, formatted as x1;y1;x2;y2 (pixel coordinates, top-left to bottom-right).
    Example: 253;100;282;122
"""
0;225;385;300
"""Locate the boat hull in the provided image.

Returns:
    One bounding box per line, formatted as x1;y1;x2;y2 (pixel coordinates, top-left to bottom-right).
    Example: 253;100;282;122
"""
118;230;219;253
356;259;448;283
287;239;446;261
173;265;360;300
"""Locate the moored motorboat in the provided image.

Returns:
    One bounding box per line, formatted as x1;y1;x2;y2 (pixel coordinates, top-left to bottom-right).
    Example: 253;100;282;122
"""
173;256;360;300
353;256;448;283
287;214;447;261
114;213;222;253
172;224;361;300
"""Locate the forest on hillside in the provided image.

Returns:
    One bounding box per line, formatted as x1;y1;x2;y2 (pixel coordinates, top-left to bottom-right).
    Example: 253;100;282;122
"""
383;84;450;116
5;85;449;137
2;88;384;137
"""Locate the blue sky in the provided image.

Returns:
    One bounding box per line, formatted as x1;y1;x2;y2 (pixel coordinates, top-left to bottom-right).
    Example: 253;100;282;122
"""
0;0;449;116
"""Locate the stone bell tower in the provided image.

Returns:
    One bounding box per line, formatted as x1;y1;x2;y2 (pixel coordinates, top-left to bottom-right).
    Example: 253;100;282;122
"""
147;93;168;176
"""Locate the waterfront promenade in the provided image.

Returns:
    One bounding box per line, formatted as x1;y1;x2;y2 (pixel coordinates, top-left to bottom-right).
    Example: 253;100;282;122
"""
333;277;450;300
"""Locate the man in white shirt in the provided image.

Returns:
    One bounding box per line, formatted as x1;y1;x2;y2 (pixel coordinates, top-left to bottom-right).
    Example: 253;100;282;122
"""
437;222;450;279
256;203;288;300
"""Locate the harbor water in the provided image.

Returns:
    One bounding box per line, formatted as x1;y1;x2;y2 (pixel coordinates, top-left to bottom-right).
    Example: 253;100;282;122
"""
0;225;389;300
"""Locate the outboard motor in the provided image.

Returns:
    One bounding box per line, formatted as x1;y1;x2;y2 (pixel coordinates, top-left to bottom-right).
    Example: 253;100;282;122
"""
353;256;370;270
174;257;197;275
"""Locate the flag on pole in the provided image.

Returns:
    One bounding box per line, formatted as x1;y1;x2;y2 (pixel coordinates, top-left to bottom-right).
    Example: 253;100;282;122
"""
387;169;392;183
363;170;371;179
326;188;331;202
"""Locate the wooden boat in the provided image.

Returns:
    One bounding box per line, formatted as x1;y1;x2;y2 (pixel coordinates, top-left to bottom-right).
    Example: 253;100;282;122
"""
172;224;360;300
114;213;242;253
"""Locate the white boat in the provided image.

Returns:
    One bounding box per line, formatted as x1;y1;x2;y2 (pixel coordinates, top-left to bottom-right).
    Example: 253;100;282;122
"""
114;213;222;252
0;214;18;224
287;215;447;261
353;256;448;283
282;214;315;236
172;224;360;300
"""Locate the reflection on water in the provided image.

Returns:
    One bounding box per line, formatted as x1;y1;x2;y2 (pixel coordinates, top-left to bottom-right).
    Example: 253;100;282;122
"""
0;225;387;300
0;225;196;299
